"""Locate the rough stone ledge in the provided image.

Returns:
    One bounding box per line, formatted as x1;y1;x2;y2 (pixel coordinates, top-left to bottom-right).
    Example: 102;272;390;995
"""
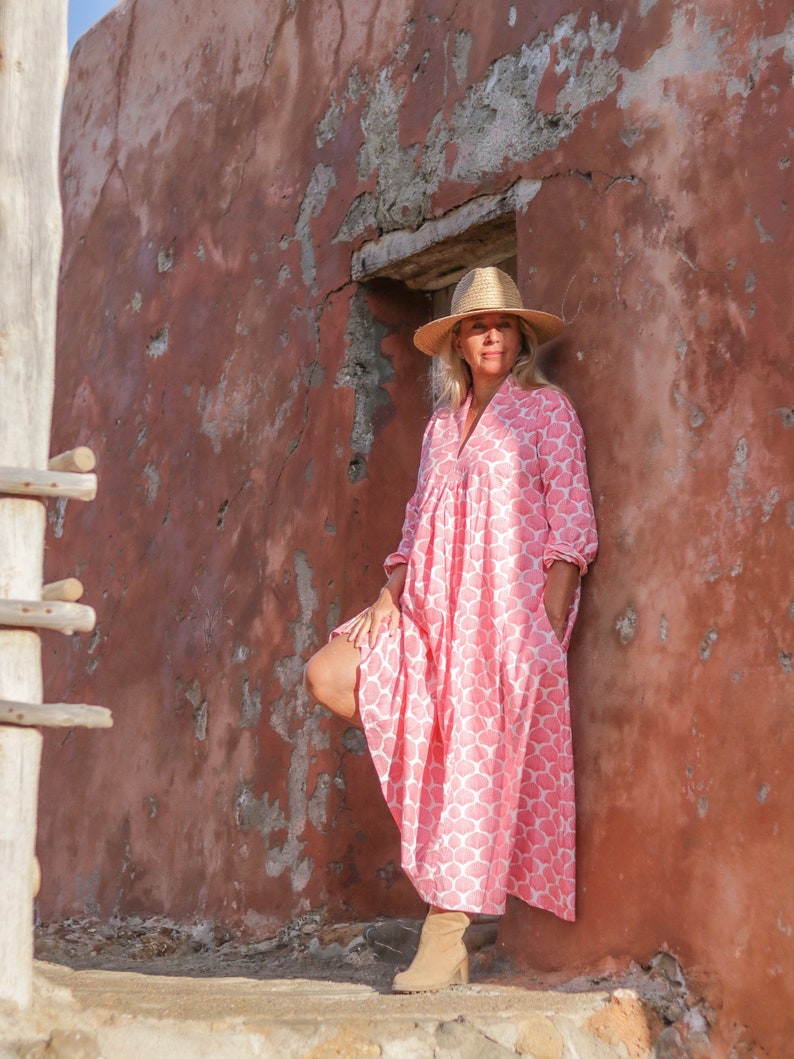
1;917;714;1058
0;964;643;1059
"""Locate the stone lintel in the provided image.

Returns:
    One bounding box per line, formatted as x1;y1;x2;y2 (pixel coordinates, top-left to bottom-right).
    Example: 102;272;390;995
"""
352;179;542;291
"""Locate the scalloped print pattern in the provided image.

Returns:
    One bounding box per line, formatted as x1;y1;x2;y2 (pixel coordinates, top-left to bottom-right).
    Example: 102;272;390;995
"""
335;377;597;921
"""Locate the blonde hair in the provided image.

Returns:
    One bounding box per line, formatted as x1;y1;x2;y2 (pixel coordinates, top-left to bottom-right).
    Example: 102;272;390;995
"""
431;317;559;409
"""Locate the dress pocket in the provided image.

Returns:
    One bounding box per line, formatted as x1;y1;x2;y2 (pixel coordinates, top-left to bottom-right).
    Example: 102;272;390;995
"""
534;598;567;653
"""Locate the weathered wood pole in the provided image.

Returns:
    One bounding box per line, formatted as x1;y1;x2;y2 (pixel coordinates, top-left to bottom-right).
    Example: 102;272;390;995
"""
0;0;68;1007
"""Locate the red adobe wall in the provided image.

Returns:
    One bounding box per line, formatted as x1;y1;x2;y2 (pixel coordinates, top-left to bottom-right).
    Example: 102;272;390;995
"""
41;1;793;1054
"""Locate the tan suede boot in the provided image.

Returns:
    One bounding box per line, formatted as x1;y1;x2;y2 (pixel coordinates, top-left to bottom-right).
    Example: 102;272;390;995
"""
392;911;470;993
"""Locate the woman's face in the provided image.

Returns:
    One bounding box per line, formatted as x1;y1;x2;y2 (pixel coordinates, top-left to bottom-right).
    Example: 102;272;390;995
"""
452;312;522;387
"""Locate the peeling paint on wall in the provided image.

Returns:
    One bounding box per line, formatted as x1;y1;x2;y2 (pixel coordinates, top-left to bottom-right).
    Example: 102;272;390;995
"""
337;12;625;235
616;606;637;645
698;628;718;661
308;772;331;831
336;289;394;482
145;325;169;359
239;675;261;728
142;462;160;503
295;164;337;292
244;550;330;892
451;30;472;86
234;780;288;857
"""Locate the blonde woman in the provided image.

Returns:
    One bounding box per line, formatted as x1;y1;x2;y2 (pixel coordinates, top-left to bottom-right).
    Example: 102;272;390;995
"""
305;267;598;992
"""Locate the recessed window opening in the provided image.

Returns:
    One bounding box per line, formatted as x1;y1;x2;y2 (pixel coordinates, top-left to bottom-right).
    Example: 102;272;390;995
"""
352;187;529;406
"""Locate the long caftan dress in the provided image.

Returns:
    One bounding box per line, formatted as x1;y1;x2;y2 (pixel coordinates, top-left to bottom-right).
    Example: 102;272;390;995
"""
337;375;597;920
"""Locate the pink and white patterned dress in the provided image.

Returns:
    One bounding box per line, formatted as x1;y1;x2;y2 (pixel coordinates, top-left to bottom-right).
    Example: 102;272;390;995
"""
337;376;597;920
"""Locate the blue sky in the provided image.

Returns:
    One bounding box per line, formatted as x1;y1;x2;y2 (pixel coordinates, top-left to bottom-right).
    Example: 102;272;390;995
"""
68;0;118;50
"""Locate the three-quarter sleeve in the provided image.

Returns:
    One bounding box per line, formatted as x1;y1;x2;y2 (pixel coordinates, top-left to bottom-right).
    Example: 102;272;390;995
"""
383;416;435;575
383;497;419;574
537;391;598;574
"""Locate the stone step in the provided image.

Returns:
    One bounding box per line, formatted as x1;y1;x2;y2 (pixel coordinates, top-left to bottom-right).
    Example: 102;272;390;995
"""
1;962;657;1059
8;917;710;1058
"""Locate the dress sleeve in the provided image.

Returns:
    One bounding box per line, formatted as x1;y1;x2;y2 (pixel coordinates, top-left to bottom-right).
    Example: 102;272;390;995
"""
537;391;598;574
384;415;436;575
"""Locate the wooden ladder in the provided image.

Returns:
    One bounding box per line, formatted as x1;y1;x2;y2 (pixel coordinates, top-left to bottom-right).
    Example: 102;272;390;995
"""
0;447;111;731
0;444;112;1006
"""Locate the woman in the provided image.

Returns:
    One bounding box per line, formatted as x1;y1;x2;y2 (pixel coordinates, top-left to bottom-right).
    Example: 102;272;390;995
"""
305;266;597;992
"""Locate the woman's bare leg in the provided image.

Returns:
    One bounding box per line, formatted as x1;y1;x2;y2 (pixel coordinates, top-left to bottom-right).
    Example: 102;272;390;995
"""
304;635;363;727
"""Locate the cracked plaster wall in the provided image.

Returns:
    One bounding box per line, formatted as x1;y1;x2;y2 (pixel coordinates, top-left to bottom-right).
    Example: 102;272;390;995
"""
38;1;793;1054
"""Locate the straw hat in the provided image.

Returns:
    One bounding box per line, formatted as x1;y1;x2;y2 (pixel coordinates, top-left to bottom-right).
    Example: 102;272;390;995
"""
413;267;564;357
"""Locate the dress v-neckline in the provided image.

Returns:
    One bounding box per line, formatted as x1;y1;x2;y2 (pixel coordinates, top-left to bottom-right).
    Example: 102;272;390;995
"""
456;376;510;457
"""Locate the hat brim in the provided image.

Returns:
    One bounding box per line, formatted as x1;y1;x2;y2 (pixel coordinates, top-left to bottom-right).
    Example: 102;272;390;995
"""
413;307;564;357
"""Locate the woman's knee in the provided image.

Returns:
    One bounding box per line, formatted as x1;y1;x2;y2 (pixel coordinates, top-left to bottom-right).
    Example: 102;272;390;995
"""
304;638;360;722
303;650;328;705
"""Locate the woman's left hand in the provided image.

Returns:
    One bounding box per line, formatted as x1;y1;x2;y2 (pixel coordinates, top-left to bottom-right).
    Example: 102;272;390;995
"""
543;560;580;643
347;588;401;649
346;565;406;649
